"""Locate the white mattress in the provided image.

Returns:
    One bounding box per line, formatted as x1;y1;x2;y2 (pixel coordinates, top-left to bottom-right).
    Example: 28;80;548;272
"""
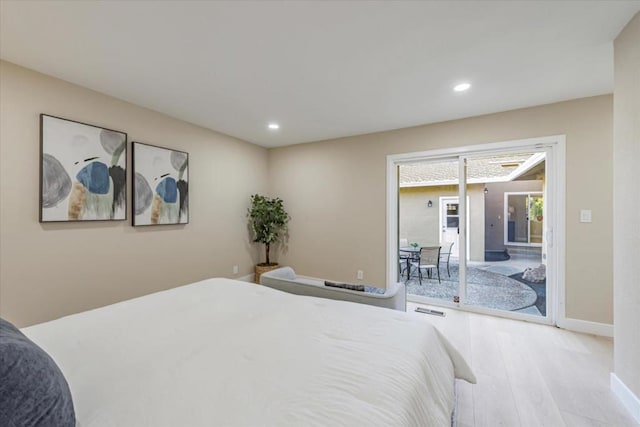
23;278;475;426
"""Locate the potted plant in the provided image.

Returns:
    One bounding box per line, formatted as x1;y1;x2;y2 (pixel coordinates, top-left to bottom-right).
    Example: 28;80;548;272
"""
248;194;290;283
531;197;544;222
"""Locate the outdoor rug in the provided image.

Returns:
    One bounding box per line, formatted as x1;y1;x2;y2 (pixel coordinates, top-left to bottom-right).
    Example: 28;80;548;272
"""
405;265;538;312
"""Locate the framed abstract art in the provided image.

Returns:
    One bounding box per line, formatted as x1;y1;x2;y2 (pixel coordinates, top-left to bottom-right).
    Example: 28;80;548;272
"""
132;142;189;226
40;114;127;222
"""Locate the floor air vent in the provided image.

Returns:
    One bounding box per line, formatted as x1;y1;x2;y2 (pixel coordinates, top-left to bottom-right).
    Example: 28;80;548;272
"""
415;307;445;317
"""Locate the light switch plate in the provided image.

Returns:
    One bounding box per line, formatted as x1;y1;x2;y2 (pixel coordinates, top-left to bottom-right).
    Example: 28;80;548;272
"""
580;209;592;223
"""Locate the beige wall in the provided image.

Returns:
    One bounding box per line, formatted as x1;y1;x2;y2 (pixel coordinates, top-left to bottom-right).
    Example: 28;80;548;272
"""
613;13;640;401
0;61;269;327
0;60;618;328
399;184;484;262
269;95;614;324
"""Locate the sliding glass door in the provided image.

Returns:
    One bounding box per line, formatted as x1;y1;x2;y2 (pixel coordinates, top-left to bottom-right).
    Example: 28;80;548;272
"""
394;140;557;323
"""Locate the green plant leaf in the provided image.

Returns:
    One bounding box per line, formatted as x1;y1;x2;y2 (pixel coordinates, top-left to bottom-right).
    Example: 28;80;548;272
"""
248;194;291;264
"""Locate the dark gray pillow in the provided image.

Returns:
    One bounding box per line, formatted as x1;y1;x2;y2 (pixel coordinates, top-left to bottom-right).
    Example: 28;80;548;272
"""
0;317;75;427
324;281;365;292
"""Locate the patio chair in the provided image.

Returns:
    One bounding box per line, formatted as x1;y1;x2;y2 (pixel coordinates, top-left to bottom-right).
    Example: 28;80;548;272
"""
398;257;408;280
410;246;441;285
398;238;410;279
439;241;454;277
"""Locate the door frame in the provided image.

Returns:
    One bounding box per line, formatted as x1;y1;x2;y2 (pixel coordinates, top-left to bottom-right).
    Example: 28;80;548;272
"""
387;135;566;326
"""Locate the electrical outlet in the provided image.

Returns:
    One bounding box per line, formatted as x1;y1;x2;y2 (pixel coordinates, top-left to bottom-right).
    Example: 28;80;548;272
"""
232;265;239;275
357;270;364;280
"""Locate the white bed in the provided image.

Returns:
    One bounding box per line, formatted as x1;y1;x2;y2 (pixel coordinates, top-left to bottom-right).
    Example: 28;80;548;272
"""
23;278;475;426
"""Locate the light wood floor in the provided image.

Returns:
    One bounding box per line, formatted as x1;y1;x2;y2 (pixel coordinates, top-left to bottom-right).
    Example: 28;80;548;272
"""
406;302;639;427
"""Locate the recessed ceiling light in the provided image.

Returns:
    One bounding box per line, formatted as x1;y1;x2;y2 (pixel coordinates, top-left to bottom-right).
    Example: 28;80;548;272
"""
268;123;280;130
453;82;471;92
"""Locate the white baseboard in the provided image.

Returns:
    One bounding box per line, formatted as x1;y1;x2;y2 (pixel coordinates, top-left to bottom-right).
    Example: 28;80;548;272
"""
557;317;613;337
611;373;640;423
237;274;254;283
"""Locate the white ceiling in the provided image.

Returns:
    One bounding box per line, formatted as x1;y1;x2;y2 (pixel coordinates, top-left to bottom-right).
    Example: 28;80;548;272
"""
1;1;639;147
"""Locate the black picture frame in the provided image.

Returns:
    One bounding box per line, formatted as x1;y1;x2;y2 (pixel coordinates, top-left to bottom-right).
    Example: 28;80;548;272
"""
40;114;128;223
132;141;189;226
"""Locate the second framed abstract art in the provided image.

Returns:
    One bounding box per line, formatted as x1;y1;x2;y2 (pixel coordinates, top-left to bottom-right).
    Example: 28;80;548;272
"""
132;142;189;226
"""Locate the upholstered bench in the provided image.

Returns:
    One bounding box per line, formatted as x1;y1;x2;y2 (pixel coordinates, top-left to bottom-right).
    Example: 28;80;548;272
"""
260;267;406;311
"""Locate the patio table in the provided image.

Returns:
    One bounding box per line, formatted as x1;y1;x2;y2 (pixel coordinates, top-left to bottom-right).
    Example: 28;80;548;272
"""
399;246;421;280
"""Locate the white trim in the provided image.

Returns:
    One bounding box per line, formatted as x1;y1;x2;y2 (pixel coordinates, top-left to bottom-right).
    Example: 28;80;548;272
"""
611;373;640;423
237;274;255;282
390;134;565;163
459;159;467;302
387;155;400;286
387;134;566;325
551;138;566;328
556;317;613;337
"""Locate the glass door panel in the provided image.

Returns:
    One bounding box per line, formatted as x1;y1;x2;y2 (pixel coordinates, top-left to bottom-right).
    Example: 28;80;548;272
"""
463;152;547;318
398;158;459;305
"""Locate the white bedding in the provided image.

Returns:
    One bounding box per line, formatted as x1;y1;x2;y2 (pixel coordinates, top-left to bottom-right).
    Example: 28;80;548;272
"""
23;278;475;427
